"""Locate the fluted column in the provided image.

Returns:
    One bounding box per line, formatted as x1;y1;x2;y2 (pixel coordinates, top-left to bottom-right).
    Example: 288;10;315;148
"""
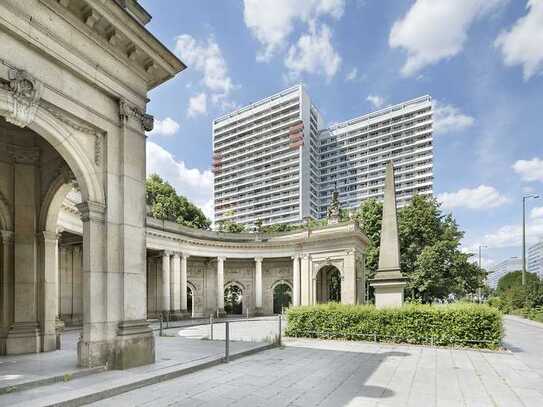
291;255;300;306
217;257;225;315
161;251;171;317
170;253;181;318
180;254;189;315
255;257;263;315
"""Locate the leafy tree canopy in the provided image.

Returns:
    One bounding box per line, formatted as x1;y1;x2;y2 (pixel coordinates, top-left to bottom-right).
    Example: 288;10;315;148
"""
354;195;482;302
496;270;540;296
146;174;211;230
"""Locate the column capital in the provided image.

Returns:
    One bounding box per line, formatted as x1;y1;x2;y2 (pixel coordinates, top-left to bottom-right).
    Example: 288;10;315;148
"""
76;201;106;223
1;229;14;244
254;256;263;263
291;254;300;260
180;252;190;260
217;256;227;262
40;230;59;243
172;252;181;259
162;250;172;257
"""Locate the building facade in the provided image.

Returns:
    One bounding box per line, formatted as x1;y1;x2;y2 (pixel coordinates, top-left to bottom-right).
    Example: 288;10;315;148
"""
528;239;543;279
213;85;433;227
0;0;184;369
54;194;368;322
213;86;324;227
487;257;523;289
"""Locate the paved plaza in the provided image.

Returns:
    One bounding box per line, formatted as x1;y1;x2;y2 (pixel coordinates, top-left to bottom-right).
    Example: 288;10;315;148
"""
87;316;543;407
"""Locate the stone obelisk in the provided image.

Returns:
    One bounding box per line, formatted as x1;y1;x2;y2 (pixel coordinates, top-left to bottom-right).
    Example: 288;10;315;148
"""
370;161;406;308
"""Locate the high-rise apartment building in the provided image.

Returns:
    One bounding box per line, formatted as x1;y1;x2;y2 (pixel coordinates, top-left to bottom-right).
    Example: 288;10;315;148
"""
528;239;543;279
487;257;522;289
212;84;433;227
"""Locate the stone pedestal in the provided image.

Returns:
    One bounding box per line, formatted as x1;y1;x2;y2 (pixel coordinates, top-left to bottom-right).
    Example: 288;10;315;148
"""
6;322;41;354
370;278;407;309
114;320;155;370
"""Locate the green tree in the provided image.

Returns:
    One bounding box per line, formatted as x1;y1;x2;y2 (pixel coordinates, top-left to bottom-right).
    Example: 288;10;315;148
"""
352;198;382;276
145;174;211;230
216;210;246;233
496;270;539;295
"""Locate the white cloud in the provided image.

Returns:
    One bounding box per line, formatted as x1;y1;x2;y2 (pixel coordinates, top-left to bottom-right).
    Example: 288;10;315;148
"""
480;219;543;248
346;67;358;81
433;101;475;134
438;185;510;210
147;117;180;137
366;94;385;109
284;24;341;80
389;0;505;76
187;93;208;117
495;0;543;80
532;206;543;219
513;158;543;182
146;141;214;220
175;34;233;101
243;0;345;62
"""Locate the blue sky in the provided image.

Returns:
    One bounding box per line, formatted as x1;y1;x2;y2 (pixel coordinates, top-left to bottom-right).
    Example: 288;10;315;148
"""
140;0;543;269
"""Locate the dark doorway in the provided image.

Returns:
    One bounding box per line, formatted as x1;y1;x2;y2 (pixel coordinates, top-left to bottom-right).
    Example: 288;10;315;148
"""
224;285;243;314
273;283;292;314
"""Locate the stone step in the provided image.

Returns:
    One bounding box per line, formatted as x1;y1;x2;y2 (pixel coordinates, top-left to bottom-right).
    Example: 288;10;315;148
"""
0;343;276;407
0;365;106;395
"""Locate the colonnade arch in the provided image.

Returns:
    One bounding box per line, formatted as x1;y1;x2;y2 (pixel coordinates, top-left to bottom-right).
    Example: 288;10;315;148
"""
315;265;342;303
224;281;245;315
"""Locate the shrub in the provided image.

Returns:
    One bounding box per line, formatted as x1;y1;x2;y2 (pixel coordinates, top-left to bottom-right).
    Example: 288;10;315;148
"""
286;303;502;349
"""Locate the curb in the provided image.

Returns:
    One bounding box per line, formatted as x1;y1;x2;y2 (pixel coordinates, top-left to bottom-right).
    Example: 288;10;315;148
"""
0;366;107;396
43;343;277;407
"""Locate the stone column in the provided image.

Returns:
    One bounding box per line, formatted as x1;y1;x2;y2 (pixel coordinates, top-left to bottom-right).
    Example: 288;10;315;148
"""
342;251;356;305
0;230;13;355
170;253;181;319
180;254;189;316
216;257;225;316
76;201;108;368
39;231;60;352
161;251;171;318
300;254;311;305
254;257;263;315
291;255;300;306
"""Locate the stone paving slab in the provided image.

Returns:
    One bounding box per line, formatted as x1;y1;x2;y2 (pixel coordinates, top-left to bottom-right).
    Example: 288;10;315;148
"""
0;329;273;406
84;316;543;407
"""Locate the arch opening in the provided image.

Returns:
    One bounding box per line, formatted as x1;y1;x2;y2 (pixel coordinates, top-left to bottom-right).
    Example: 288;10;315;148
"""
316;265;342;303
273;282;292;314
224;283;243;315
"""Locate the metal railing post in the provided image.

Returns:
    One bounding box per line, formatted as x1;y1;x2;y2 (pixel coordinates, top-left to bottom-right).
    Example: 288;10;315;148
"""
225;321;230;363
278;314;282;346
159;314;163;337
209;314;214;340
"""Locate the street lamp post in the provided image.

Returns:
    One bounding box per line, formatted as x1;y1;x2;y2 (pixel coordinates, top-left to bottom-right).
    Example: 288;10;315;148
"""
522;194;539;286
478;244;487;302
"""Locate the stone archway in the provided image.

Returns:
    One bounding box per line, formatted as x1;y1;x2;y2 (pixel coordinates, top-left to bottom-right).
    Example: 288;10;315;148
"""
316;265;342;303
224;282;244;315
272;281;292;314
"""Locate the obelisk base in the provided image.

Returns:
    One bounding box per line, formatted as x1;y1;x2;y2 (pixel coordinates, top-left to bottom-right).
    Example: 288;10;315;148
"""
370;278;406;309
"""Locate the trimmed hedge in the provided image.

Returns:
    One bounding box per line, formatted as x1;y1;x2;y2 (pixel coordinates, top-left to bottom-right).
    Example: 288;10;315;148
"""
285;303;503;349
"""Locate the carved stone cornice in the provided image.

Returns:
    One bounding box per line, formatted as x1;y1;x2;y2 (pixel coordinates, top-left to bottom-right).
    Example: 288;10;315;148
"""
119;98;153;131
0;68;43;128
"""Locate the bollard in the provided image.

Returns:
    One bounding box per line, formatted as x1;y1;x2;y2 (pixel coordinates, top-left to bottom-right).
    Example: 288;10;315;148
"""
246;306;249;319
373;333;377;342
278;314;282;346
159;314;164;337
209;314;214;340
225;321;230;363
166;312;170;329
